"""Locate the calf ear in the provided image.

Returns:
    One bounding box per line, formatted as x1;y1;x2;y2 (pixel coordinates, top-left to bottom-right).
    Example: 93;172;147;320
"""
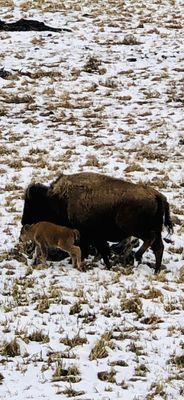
21;224;31;233
25;224;31;231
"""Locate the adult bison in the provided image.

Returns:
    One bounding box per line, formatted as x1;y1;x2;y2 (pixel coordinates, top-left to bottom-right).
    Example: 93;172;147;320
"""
21;172;173;273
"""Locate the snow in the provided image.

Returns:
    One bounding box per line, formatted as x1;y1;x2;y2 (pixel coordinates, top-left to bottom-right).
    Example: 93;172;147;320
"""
0;1;183;399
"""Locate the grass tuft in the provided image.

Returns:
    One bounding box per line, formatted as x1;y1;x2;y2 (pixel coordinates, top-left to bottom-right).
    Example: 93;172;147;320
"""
89;332;113;361
98;369;116;383
61;333;88;348
1;338;20;357
121;295;143;318
28;330;50;343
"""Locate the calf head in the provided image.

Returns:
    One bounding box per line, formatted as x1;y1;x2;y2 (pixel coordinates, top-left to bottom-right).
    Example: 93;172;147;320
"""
19;224;32;243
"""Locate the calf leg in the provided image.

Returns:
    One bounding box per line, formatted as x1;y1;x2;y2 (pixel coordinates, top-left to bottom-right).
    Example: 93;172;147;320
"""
151;235;164;274
58;241;82;271
33;244;40;265
135;232;155;263
36;241;48;265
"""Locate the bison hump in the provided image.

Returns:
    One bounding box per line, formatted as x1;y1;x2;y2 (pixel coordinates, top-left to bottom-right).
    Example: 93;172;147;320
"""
49;172;122;198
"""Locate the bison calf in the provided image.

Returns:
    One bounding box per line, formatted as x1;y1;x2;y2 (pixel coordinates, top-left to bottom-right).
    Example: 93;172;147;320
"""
19;221;81;270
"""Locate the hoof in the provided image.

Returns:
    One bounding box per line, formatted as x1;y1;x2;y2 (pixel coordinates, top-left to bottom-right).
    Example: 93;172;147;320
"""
32;257;39;266
154;268;161;274
134;252;142;263
34;263;48;269
78;262;86;272
105;262;111;270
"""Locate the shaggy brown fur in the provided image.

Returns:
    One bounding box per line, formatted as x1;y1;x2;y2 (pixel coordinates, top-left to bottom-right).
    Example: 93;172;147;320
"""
19;221;81;270
22;172;173;273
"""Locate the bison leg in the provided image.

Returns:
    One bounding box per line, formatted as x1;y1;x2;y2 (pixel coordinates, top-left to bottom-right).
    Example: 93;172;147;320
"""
81;244;90;261
135;232;155;263
93;239;111;268
77;235;111;268
78;236;90;261
47;247;68;261
151;235;164;274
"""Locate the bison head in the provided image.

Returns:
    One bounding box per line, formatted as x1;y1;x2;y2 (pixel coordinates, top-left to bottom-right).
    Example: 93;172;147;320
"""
21;183;53;225
21;183;69;227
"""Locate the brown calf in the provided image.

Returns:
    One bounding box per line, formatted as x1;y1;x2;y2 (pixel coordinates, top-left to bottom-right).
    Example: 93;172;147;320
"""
19;221;81;270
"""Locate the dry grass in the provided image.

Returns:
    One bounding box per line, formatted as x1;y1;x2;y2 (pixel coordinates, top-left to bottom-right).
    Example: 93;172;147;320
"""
61;386;85;397
135;363;149;377
89;338;109;360
125;163;145;173
1;338;20;357
142;287;164;300
83;56;102;74
0;372;4;382
98;369;116;383
52;361;80;383
69;301;82;315
61;333;88;348
109;360;128;367
36;297;50;313
89;331;113;361
2;94;34;104
164;299;181;312
152;271;168;283
128;342;146;357
147;382;167;399
121;295;144;318
137;147;168;162
48;351;77;363
169;354;184;369
141;315;163;325
28;330;50;343
0;146;18;156
176;267;184;283
83;154;102;168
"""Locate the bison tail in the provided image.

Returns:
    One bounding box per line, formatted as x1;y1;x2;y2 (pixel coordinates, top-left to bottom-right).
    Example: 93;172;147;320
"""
156;195;174;243
164;200;173;235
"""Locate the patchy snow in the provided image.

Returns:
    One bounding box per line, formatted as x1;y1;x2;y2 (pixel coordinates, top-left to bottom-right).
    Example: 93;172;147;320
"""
0;1;183;399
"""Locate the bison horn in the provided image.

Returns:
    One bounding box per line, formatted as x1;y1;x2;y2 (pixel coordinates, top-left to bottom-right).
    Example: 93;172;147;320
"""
26;184;34;200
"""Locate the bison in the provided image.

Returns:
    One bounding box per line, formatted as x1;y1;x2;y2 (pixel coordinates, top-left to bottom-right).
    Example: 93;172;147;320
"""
21;172;173;273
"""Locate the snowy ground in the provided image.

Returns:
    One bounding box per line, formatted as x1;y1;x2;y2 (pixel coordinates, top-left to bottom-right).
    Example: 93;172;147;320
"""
0;0;184;399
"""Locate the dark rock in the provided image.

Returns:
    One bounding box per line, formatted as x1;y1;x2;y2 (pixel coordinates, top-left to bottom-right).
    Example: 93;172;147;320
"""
0;68;11;79
122;34;141;45
82;14;92;18
0;18;71;32
127;57;137;62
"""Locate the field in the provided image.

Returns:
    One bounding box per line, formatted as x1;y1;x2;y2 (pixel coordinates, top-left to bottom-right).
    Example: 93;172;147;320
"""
0;1;183;399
